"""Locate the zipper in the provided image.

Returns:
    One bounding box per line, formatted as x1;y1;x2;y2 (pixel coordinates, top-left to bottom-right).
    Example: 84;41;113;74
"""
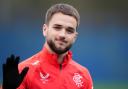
59;64;62;71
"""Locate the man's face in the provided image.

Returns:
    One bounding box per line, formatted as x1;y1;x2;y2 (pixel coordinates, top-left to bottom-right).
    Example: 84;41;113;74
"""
43;12;78;54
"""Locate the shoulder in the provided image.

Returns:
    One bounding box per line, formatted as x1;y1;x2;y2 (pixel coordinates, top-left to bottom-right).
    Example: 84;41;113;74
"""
70;60;89;72
18;51;42;71
69;60;92;80
18;52;42;84
69;60;93;88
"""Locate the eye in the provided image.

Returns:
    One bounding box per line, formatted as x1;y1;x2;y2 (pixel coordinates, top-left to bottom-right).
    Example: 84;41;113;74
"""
66;28;75;34
53;26;62;31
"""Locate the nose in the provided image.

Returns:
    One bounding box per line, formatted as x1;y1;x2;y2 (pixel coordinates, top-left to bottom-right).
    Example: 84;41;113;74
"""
58;29;66;38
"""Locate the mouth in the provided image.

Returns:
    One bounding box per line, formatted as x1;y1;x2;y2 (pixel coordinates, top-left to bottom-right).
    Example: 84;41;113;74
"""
56;38;67;43
57;40;66;45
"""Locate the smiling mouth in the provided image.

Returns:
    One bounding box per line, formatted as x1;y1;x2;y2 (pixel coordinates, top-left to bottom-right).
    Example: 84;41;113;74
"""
57;40;65;45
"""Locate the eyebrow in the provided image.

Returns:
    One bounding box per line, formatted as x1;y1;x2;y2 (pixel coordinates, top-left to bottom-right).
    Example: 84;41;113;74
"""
53;24;75;31
53;24;62;27
67;27;75;31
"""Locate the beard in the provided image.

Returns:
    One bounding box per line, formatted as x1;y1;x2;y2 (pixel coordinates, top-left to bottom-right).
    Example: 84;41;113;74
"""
47;39;72;54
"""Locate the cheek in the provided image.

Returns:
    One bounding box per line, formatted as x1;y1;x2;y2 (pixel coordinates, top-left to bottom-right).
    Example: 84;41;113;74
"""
47;32;56;41
68;36;76;44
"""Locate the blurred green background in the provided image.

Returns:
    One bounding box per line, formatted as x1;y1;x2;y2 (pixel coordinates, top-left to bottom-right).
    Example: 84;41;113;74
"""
0;0;128;89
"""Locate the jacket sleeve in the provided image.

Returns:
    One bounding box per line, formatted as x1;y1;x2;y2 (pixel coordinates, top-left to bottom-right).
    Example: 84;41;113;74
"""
83;68;93;89
87;72;93;89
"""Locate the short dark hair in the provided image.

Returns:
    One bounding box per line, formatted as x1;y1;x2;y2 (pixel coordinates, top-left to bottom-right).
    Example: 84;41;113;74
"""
45;3;80;27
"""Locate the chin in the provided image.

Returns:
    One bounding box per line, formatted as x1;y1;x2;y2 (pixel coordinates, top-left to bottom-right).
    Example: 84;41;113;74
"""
56;48;65;51
56;46;66;49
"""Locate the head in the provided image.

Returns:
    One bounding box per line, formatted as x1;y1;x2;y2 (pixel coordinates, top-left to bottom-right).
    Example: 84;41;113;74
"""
43;3;80;54
45;3;80;27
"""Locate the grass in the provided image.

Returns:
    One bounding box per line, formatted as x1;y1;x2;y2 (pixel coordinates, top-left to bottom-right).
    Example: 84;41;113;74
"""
94;82;128;89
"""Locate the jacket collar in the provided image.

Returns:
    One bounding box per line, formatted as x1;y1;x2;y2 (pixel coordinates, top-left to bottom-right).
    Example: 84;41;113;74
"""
40;46;72;68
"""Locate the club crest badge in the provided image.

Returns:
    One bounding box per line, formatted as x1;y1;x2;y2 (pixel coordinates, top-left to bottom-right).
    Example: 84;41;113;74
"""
73;73;83;88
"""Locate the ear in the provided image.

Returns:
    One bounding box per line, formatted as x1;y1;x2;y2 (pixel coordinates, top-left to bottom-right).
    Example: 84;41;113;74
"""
73;32;78;42
42;24;48;37
74;32;78;39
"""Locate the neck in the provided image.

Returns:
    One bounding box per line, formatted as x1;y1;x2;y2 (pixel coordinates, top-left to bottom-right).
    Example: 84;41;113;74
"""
57;53;67;64
44;42;67;64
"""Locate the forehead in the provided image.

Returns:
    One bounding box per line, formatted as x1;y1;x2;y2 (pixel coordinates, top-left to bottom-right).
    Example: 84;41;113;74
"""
49;12;77;28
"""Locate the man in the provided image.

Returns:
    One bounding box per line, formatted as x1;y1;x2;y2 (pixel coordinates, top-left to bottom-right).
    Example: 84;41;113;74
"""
2;3;93;89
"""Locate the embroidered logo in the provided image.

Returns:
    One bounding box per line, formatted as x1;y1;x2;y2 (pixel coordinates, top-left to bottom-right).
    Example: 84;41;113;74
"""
40;72;50;84
31;60;40;65
73;73;83;87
